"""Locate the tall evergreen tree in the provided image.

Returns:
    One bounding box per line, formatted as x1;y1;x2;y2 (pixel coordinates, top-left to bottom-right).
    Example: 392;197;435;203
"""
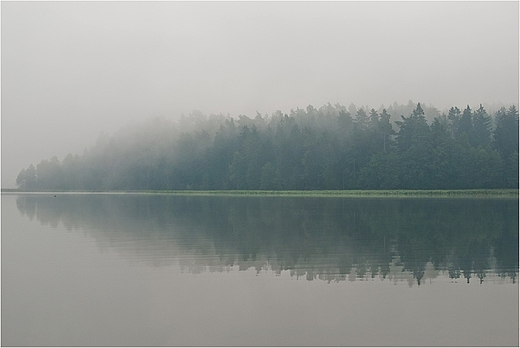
354;108;370;130
493;105;519;187
471;104;492;148
447;106;461;138
458;105;473;138
378;109;395;153
395;103;433;188
494;106;519;163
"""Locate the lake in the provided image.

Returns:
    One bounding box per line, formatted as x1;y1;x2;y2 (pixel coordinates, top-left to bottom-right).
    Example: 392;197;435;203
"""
2;193;518;346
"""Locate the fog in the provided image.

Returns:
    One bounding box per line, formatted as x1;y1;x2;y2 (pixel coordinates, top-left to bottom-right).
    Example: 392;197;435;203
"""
2;1;519;188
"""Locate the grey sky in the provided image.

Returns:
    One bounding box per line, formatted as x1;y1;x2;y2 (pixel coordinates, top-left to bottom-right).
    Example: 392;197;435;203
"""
2;1;519;188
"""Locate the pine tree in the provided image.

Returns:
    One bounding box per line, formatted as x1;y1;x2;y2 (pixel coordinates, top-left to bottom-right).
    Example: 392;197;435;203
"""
471;104;492;148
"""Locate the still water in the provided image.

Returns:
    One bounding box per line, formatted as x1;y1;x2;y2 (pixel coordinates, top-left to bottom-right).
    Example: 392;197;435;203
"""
2;193;518;346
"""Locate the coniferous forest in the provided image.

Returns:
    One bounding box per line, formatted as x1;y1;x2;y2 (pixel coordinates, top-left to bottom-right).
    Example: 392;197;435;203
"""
16;102;519;191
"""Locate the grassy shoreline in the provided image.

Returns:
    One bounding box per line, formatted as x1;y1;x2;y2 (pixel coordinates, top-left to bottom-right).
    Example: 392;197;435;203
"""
3;188;518;198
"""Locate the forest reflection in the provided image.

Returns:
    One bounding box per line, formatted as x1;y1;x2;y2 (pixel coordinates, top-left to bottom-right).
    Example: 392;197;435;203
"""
16;194;518;285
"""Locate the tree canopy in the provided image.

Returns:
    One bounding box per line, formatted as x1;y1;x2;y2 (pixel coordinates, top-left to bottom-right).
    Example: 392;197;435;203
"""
16;102;519;191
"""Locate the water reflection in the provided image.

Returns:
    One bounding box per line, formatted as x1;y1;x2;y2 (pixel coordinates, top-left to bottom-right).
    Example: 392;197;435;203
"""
16;194;518;285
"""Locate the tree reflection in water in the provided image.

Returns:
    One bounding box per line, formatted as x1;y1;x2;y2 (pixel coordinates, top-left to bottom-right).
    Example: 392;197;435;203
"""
16;194;518;285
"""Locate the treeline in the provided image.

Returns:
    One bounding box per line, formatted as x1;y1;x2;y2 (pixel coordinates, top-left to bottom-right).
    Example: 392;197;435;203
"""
16;102;519;191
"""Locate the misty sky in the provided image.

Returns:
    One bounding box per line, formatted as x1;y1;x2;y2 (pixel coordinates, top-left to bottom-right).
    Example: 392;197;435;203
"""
2;1;519;188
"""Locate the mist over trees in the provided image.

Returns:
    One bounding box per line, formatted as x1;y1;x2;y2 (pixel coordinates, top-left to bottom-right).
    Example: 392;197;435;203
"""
16;101;519;191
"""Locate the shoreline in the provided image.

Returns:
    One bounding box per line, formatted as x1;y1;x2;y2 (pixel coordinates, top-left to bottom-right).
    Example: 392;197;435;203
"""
2;188;518;198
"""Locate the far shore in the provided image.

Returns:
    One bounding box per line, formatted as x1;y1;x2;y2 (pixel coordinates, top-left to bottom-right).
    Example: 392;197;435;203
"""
2;188;518;198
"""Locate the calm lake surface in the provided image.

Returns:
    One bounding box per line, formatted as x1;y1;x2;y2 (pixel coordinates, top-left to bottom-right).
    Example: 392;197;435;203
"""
2;193;518;346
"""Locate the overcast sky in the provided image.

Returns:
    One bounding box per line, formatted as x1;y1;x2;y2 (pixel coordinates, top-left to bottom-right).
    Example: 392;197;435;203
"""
2;1;519;188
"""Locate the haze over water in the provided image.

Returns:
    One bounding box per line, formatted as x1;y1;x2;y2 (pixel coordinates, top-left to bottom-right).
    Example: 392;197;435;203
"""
2;193;518;346
3;2;519;346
